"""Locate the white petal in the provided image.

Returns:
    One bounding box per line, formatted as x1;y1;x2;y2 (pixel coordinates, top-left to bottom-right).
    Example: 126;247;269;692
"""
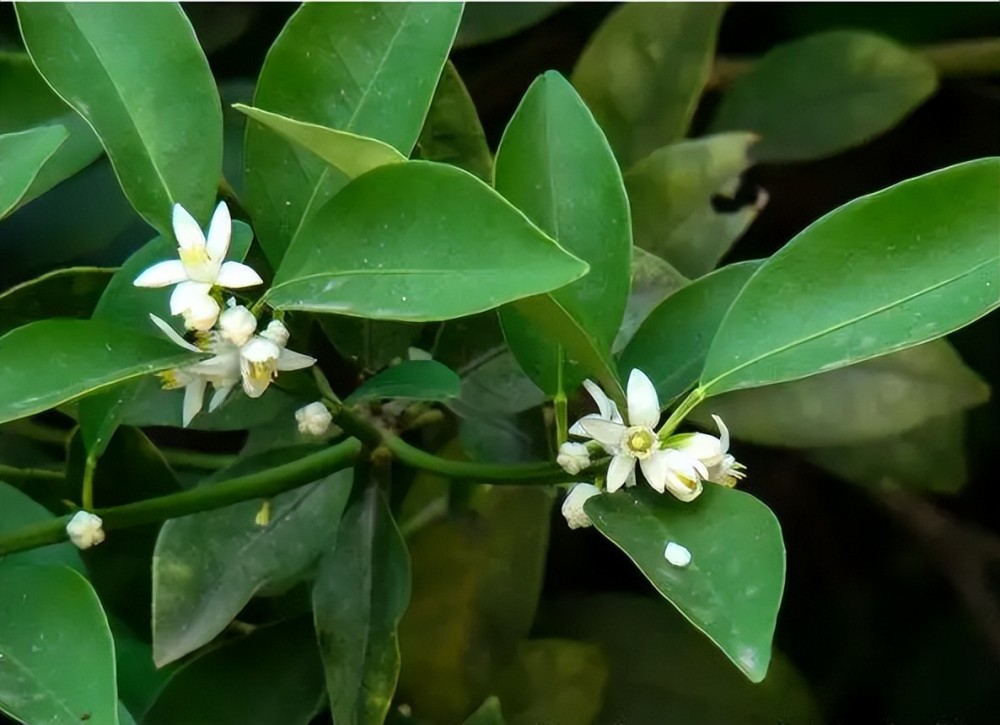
569;413;606;437
577;418;625;449
240;356;271;399
627;369;660;428
606;454;635;493
639;449;671;493
215;261;263;289
677;433;725;466
148;314;201;352
188;349;240;378
205;201;232;261
712;414;731;453
182;294;221;331
182;378;207;427
582;379;621;423
169;281;213;315
133;259;188;288
561;483;601;529
172;203;206;251
208;384;234;412
276;348;317;371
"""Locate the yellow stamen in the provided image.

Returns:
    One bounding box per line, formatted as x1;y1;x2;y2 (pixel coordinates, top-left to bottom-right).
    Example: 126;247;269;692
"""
625;427;655;457
179;246;210;267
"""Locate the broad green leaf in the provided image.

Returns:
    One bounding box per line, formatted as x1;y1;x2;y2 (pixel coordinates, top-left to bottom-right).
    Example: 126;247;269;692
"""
808;413;969;494
496;639;608;725
620;261;759;406
0;266;114;335
711;31;938;162
455;3;564;48
313;479;410;725
455;350;546;416
267;162;589;321
0;565;119;725
464;697;506;725
144;618;325;725
0;319;195;425
0;482;82;571
416;61;492;182
572;4;725;166
539;594;820;724
584;486;785;682
613;247;688;353
398;485;553;722
693;340;989;447
496;72;631;399
0;126;68;219
15;2;223;233
624;133;761;277
235;105;406;178
153;450;352;665
320;316;424;374
245;2;463;265
346;360;460;404
112;620;175;723
701;159;1000;396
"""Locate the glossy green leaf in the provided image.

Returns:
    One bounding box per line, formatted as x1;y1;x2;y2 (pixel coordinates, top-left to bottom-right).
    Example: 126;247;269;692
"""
15;2;223;233
313;479;410;725
346;360;460;404
693;340;989;447
112;620;175;723
540;594;820;724
0;51;103;207
398;485;553;722
464;697;506;725
0;482;82;571
0;565;119;725
144;618;325;725
613;247;688;353
267;162;589;321
235;105;406;178
624;133;761;277
572;4;725;166
0;266;114;335
0;126;68;219
456;350;547;416
319;317;423;375
455;3;564;48
153;451;352;665
245;2;463;265
496;72;631;399
416;62;492;182
711;31;938;162
584;485;785;682
701;159;1000;395
620;261;759;406
0;319;195;425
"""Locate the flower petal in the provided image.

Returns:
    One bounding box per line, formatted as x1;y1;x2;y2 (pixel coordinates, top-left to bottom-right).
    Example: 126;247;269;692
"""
205;202;232;261
148;314;201;352
626;369;660;428
639;449;671;493
606;454;635;493
577;418;625;449
582;379;622;423
182;378;207;427
188;349;240;379
133;259;188;288
172;203;206;251
215;261;263;289
276;348;317;372
169;281;213;315
711;414;730;453
208;384;234;412
240;355;271;399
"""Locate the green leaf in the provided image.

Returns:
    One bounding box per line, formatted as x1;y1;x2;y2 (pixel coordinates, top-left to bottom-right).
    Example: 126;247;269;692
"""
346;360;460;404
398;485;553;722
313;479;410;725
620;261;759;407
455;3;564;48
112;620;175;723
0;319;196;425
701;159;1000;396
0;482;82;571
624;133;761;277
15;2;223;233
144;618;325;725
711;31;938;162
320;317;424;374
0;51;104;208
0;266;114;335
416;62;492;182
456;350;546;416
0;564;119;725
613;247;688;353
693;340;989;447
464;697;506;725
584;485;785;682
495;72;631;399
0;126;68;219
244;2;463;265
235;104;407;178
572;4;725;166
153;450;352;666
267;162;589;321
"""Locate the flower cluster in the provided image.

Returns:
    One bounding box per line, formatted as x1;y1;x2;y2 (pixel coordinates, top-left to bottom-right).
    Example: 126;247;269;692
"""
134;203;315;426
558;369;746;528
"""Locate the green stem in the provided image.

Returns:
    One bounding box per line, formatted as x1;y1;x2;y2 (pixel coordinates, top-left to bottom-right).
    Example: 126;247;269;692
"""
161;449;238;470
0;439;362;558
0;463;64;483
2;419;69;446
81;456;97;511
554;347;568;447
658;387;707;439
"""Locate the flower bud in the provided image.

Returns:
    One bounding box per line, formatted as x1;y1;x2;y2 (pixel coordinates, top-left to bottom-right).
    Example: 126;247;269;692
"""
261;320;290;348
180;293;221;332
218;304;257;346
296;401;333;436
561;483;601;530
664;541;692;567
556;441;591;475
66;511;105;550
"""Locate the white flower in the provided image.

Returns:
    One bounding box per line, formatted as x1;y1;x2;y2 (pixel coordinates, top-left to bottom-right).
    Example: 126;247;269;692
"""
664;414;746;488
239;320;316;399
296;401;333;436
217;301;257;347
561;483;601;529
664;541;692;567
556;441;591;475
133;202;262;330
569;379;623;444
66;511;105;549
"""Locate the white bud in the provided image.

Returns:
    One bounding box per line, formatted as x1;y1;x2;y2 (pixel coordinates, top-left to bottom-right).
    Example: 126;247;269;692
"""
557;441;591;475
296;401;333;436
66;511;105;550
218;304;257;346
261;319;290;347
180;293;221;332
664;541;692;568
561;483;601;530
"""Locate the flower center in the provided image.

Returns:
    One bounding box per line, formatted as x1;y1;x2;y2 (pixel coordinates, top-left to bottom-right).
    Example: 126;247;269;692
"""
624;426;656;459
179;245;210;268
248;359;277;385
